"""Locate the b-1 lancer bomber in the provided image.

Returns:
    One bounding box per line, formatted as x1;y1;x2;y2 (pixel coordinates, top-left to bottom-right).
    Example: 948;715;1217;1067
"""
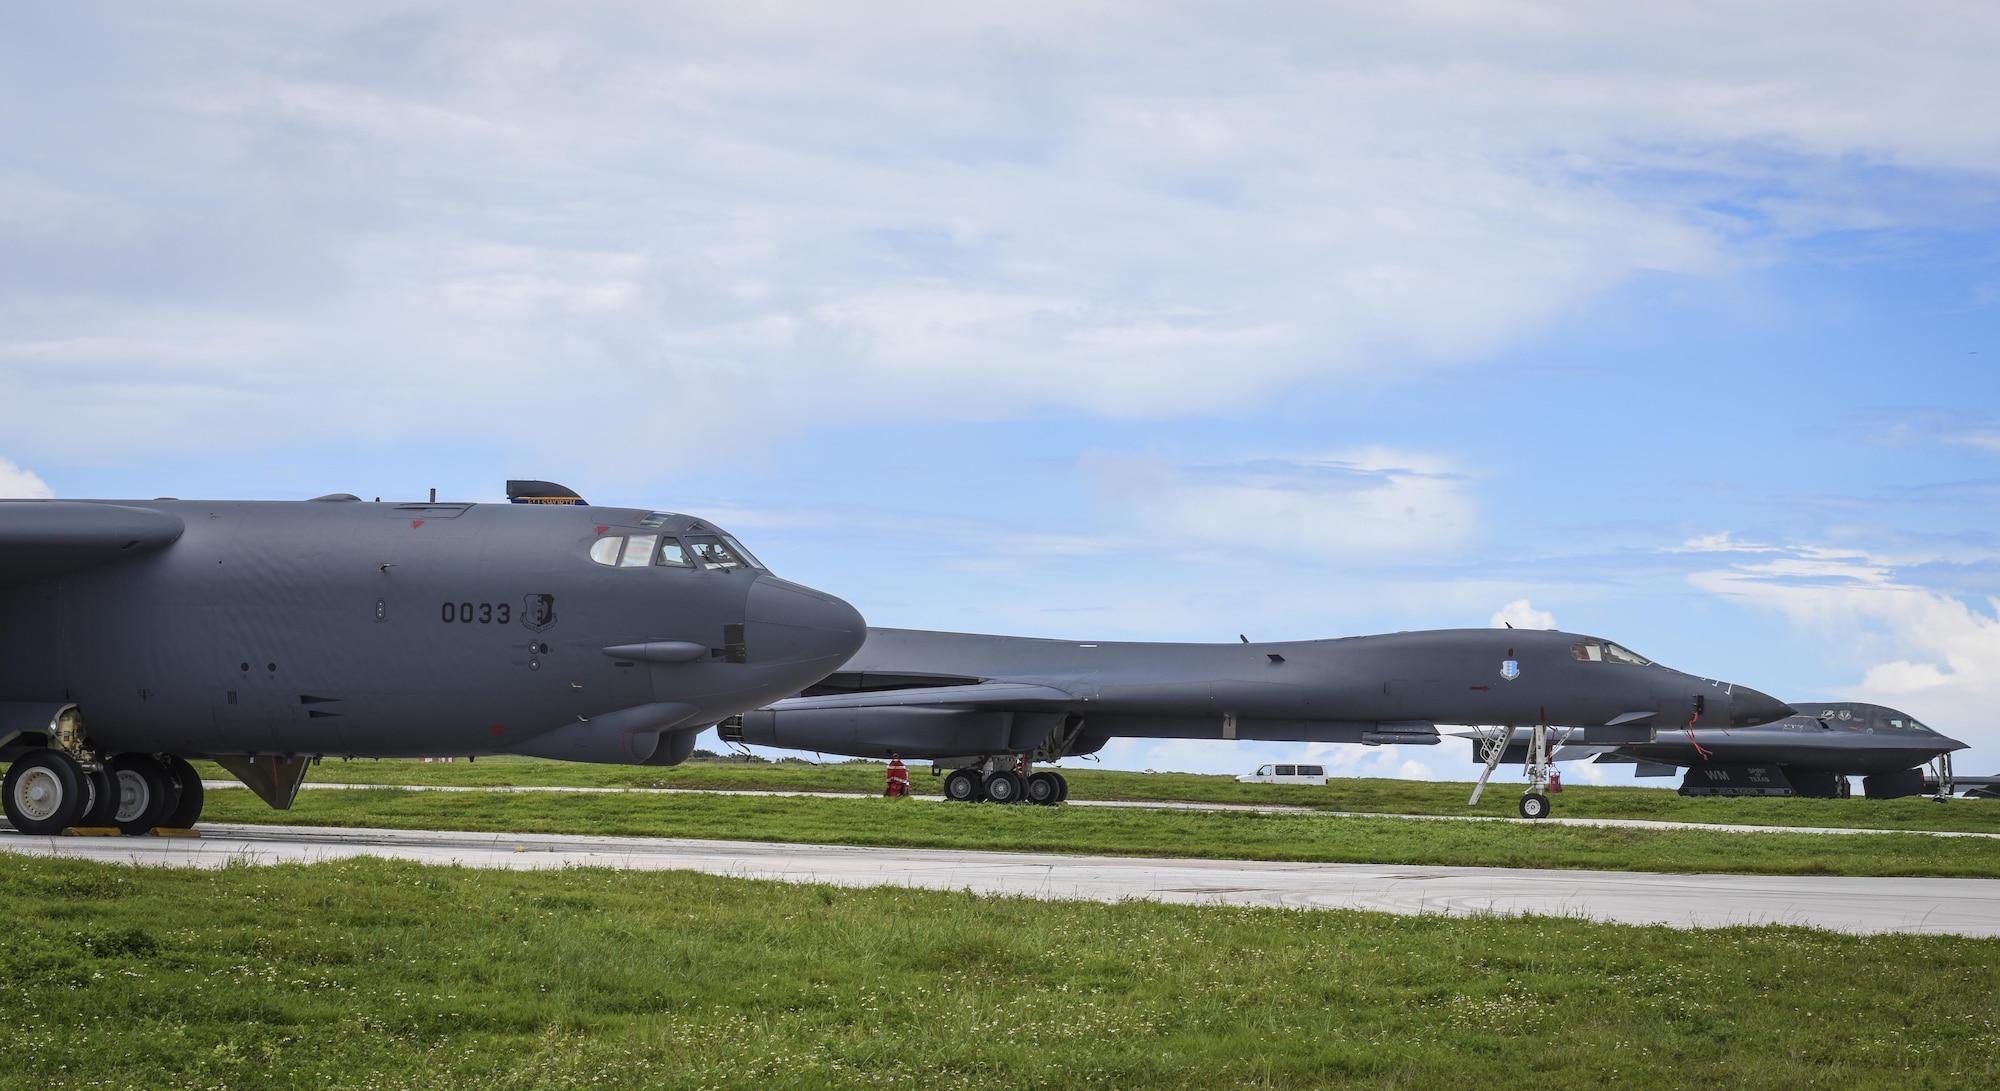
0;482;865;836
727;626;1794;817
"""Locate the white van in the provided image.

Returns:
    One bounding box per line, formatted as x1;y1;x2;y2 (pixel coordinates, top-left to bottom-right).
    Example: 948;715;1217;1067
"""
1236;763;1328;785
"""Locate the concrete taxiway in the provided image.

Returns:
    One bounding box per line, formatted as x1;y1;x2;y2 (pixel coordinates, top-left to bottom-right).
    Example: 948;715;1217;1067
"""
215;781;2000;840
7;823;2000;937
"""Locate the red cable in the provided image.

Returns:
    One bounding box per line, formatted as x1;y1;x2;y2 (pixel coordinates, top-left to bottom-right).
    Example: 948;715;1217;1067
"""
1683;712;1713;761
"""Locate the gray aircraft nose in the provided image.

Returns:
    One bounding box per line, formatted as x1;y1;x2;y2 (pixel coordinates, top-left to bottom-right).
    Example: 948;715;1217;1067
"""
1728;685;1794;728
745;575;867;670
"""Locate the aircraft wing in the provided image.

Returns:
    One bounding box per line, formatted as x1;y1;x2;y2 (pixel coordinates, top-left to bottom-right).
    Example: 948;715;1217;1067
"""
764;682;1078;712
0;501;186;590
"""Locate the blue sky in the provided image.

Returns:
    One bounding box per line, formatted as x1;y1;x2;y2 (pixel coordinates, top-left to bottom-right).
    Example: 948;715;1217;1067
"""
3;3;1996;783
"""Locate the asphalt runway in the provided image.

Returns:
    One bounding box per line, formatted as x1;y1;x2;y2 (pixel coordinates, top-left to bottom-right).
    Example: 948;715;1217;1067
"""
8;822;2000;936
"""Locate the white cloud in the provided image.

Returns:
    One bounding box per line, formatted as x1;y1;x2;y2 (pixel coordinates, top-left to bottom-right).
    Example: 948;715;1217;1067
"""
3;3;1998;462
1081;448;1475;561
1490;599;1556;629
1691;545;2000;757
0;457;52;498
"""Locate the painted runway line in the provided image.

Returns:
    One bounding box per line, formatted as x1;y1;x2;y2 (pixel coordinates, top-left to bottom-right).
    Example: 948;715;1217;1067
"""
8;822;2000;936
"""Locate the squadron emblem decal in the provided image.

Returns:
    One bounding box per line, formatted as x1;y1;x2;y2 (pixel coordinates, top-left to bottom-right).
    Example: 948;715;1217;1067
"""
1500;658;1520;681
522;593;558;633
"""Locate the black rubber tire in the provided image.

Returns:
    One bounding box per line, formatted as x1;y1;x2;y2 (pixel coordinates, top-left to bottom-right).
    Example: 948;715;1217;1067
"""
158;756;205;829
105;754;177;836
1026;771;1062;806
984;771;1025;804
3;749;90;835
1518;792;1550;820
77;768;118;828
1052;772;1069;802
943;769;984;803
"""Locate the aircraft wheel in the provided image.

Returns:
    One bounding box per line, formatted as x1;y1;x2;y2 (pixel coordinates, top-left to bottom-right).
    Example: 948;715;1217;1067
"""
105;754;177;836
1052;772;1069;802
943;769;984;803
1518;792;1550;820
77;768;118;828
1026;771;1063;806
3;749;90;835
158;756;205;829
984;771;1025;804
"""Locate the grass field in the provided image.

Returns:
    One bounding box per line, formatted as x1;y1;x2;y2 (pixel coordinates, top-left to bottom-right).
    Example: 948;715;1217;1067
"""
197;785;2000;879
2;853;1995;1090
271;756;2000;834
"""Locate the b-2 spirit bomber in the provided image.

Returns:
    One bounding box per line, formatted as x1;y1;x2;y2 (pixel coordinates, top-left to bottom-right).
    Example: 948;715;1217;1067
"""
727;626;1794;817
1586;701;1967;799
0;482;865;835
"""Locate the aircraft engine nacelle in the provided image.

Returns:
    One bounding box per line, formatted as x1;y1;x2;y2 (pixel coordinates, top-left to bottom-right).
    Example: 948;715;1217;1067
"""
737;705;1020;759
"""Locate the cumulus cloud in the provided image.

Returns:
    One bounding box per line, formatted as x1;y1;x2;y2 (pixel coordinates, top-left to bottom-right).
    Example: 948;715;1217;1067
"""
1490;599;1556;629
1691;543;2000;754
0;457;52;498
1081;447;1474;561
2;3;1997;463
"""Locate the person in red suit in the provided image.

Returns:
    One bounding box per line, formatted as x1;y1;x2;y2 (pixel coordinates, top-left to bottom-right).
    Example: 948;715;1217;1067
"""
885;754;911;797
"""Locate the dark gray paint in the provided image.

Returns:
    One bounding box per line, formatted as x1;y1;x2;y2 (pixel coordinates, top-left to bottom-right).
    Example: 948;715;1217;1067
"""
0;496;865;781
735;626;1793;762
1597;701;1964;777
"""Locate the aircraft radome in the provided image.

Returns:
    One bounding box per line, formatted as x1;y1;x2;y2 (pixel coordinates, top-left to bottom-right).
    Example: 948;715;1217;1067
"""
0;482;865;835
727;626;1794;817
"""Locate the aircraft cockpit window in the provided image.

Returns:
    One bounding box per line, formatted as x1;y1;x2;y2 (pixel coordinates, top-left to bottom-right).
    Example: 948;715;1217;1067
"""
637;512;674;528
656;537;692;568
1602;643;1652;666
687;535;750;571
1571;642;1604;662
620;534;659;568
588;537;622;566
720;534;767;571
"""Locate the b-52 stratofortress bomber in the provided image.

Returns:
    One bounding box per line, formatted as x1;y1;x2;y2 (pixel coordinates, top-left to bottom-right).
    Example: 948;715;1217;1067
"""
0;482;865;835
727;626;1794;817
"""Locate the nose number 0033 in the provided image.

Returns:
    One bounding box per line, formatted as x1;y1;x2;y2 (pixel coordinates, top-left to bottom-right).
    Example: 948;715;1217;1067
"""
440;601;511;624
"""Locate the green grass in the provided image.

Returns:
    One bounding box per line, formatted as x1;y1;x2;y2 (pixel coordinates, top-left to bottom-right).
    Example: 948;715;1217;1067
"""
199;786;2000;879
0;853;1993;1089
273;756;2000;834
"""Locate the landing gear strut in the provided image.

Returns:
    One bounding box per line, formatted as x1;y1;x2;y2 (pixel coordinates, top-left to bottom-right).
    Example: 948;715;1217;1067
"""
1467;720;1573;819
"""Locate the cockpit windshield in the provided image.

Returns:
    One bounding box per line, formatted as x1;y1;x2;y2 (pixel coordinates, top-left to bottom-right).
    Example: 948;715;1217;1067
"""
588;528;770;572
686;534;756;571
1571;641;1653;666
